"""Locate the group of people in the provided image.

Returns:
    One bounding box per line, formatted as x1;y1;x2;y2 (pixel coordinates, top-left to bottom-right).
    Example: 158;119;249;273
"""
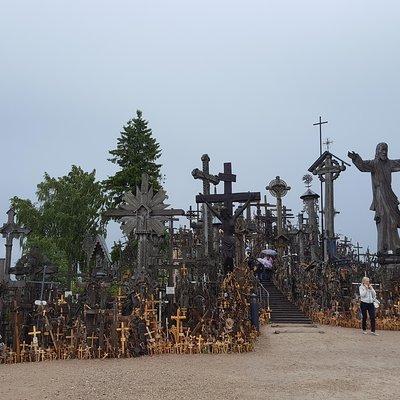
246;248;277;283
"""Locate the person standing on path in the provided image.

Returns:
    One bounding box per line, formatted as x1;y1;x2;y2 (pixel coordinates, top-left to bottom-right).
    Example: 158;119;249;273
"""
359;276;379;335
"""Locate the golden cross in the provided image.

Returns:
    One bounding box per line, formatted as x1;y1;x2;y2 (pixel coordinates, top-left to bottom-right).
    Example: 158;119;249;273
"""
171;308;186;343
116;322;130;354
28;325;41;341
180;264;188;277
57;295;67;306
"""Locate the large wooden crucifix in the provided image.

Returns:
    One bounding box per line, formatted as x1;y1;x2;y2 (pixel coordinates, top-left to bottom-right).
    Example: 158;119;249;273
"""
196;162;260;273
0;208;31;282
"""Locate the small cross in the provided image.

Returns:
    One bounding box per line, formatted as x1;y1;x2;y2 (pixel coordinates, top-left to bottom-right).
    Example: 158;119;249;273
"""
87;332;98;348
323;137;334;152
66;329;75;347
197;334;204;353
115;287;126;315
28;325;41;341
145;327;155;343
180;264;188;277
57;295;67;306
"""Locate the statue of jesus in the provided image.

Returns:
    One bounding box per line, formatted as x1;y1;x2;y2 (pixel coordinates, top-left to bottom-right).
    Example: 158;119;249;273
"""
348;143;400;254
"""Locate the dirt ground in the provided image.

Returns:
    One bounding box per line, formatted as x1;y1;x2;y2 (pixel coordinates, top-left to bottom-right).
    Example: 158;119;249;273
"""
1;325;399;400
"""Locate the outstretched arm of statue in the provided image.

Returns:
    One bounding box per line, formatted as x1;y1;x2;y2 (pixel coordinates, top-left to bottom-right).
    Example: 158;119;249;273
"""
348;151;374;172
233;198;252;220
202;199;222;221
391;159;400;172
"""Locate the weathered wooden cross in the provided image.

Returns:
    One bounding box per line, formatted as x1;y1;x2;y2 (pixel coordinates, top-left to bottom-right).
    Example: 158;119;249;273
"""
116;322;130;355
171;308;186;343
196;163;260;270
192;154;220;256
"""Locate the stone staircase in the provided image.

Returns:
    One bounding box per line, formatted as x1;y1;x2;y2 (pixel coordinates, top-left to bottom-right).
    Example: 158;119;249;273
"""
260;280;313;324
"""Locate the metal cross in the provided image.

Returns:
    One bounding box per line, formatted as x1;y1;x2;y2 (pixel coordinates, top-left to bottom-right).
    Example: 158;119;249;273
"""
313;116;328;156
323;138;334;152
313;117;328;259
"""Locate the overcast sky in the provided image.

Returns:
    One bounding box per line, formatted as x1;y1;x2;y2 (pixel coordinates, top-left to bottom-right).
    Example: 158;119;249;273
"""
1;1;400;259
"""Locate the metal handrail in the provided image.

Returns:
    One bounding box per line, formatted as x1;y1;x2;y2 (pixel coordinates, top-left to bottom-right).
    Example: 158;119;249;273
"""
258;281;270;311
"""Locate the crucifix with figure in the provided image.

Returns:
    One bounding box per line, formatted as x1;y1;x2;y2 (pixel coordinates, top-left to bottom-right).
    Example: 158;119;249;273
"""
196;162;260;273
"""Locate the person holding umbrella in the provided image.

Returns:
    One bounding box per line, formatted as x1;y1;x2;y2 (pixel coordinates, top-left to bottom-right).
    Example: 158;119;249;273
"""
257;249;277;282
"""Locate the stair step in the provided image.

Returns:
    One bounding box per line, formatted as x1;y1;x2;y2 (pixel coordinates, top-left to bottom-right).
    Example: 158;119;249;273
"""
261;282;311;325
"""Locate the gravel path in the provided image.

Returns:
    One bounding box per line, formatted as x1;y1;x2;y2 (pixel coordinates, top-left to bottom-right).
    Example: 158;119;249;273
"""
1;325;399;400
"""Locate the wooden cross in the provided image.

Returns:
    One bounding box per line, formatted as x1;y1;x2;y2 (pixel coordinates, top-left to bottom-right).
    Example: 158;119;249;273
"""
66;329;75;348
352;242;363;262
196;163;260;268
144;299;157;325
57;294;67;306
20;341;29;352
171;308;186;343
185;205;201;227
116;322;130;355
196;162;260;212
192;154;220;255
55;325;63;342
103;173;185;223
145;327;155;343
115;287;126;315
87;332;98;348
28;325;41;346
180;264;188;277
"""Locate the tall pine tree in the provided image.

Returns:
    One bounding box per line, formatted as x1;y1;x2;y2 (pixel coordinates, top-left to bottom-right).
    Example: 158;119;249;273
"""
104;110;162;205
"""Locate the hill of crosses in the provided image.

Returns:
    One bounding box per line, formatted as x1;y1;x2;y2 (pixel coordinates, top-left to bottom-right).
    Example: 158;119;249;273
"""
1;133;400;364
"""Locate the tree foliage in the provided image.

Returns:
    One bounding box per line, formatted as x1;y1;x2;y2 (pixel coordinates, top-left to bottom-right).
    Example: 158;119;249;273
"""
103;110;162;206
12;165;107;286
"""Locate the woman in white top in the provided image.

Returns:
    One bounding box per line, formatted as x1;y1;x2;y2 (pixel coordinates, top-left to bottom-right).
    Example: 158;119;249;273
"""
359;276;378;335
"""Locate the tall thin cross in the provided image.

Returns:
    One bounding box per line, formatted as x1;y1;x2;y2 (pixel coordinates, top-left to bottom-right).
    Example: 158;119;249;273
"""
313;117;328;258
313;116;328;156
192;154;220;256
353;242;363;263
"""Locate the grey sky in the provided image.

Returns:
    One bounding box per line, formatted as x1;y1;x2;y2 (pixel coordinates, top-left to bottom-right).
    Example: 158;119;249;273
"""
1;0;400;257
